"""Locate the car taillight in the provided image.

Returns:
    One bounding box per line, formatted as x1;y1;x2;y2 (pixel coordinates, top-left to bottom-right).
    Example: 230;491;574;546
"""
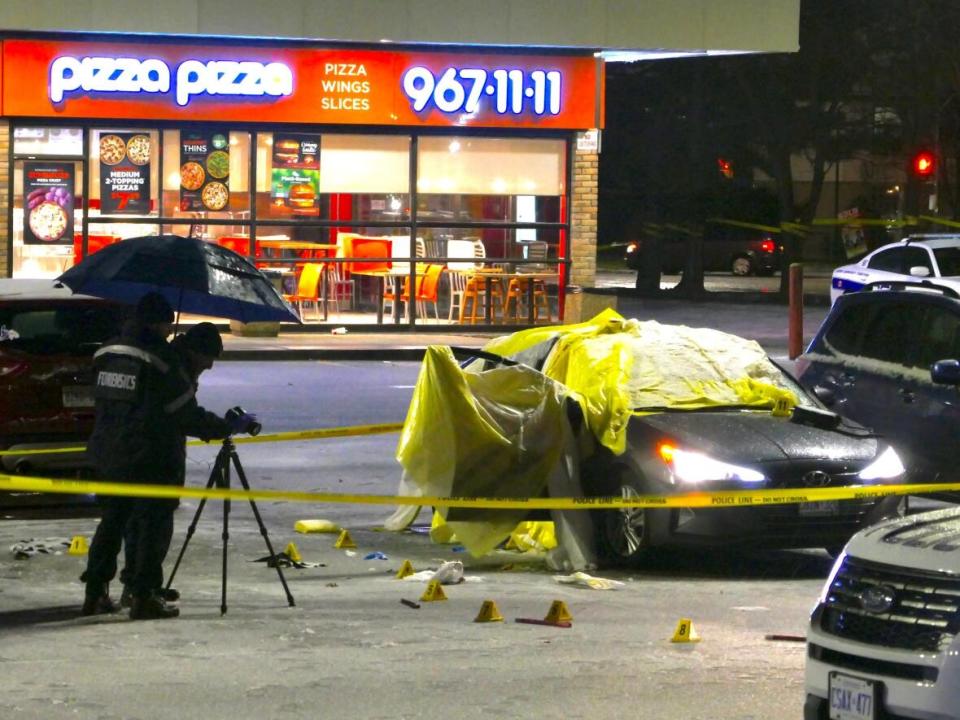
626;242;638;254
0;358;29;378
760;239;776;253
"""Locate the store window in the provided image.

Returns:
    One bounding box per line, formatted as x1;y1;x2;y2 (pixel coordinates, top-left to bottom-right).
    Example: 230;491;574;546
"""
82;128;162;247
12;159;84;278
253;132;410;224
13;127;83;157
417;136;565;222
161;129;251;233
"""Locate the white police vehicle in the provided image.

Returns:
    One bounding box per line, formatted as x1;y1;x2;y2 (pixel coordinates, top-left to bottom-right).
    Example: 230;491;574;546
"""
830;235;960;304
805;507;960;720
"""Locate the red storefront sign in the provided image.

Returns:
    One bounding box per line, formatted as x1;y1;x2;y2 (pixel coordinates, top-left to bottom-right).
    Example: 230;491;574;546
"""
1;39;602;129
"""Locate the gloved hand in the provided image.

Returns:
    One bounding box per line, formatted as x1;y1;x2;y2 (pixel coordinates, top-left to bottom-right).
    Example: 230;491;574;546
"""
225;410;259;435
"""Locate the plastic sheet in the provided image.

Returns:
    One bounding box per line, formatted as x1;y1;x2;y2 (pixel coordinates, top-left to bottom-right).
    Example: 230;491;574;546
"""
392;310;801;564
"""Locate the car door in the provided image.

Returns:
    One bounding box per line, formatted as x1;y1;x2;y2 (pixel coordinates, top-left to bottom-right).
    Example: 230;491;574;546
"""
840;301;936;480
907;304;960;480
866;246;910;282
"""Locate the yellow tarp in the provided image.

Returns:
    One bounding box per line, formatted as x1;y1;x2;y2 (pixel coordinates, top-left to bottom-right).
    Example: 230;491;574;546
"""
395;310;800;557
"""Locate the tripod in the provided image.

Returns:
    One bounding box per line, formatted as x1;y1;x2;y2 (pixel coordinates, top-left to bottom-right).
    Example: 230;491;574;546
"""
166;437;295;615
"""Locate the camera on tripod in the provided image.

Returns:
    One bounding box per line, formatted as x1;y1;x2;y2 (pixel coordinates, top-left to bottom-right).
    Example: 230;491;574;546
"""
225;406;261;436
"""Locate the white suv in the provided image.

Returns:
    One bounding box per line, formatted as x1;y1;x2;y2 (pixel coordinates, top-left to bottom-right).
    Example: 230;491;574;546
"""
805;507;960;719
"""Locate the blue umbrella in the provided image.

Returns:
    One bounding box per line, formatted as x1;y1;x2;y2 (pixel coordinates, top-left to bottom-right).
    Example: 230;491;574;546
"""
58;234;300;324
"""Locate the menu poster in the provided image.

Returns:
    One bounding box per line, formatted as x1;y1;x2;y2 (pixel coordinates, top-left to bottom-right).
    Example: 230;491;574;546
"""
270;134;320;216
179;130;230;212
99;132;152;214
23;161;75;245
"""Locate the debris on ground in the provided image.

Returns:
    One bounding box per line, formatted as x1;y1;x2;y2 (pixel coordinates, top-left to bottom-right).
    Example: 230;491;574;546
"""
10;538;71;559
553;571;624;590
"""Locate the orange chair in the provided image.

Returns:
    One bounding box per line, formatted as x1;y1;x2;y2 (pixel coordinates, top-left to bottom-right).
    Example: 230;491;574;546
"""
383;263;426;320
503;276;551;323
459;273;504;324
416;264;444;322
282;263;324;321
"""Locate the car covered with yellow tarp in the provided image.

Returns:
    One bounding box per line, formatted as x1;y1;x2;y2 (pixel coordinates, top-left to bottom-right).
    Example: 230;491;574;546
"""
388;310;907;568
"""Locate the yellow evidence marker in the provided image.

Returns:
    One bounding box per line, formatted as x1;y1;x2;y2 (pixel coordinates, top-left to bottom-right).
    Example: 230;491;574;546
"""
671;618;702;643
67;536;89;555
334;529;357;549
474;600;505;623
395;559;415;579
420;579;448;602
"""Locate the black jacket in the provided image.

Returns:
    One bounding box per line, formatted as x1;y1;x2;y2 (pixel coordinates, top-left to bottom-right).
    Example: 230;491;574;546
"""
87;322;229;483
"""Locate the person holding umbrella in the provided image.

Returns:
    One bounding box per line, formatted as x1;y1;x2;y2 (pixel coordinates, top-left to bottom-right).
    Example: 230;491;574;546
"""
117;322;237;610
80;294;254;620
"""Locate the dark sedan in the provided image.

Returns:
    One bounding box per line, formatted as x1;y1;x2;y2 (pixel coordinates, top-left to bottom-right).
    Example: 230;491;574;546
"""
459;320;908;566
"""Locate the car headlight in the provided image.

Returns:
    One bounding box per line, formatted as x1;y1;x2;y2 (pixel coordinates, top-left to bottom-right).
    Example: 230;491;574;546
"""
857;446;905;481
659;443;765;484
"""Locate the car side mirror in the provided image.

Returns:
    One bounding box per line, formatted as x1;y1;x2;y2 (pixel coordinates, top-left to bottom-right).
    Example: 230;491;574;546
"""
930;359;960;385
909;265;932;278
812;385;837;406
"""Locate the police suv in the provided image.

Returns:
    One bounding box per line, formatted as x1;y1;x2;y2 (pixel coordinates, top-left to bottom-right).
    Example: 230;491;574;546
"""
830;235;960;305
805;507;960;720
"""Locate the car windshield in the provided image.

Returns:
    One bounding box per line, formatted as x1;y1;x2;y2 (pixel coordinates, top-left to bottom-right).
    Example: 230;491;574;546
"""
0;304;124;356
934;246;960;277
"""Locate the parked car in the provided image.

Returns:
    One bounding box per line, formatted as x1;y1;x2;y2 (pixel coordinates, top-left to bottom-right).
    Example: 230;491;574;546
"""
830;234;960;304
805;505;960;720
796;283;960;488
410;317;909;566
0;279;126;512
624;222;783;277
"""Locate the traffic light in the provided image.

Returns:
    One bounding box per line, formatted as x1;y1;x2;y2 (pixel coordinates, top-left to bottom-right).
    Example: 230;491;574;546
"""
912;150;936;178
717;157;734;179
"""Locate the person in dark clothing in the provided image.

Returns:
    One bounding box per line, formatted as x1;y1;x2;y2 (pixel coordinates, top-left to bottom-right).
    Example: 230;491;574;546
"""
117;322;231;609
80;296;237;620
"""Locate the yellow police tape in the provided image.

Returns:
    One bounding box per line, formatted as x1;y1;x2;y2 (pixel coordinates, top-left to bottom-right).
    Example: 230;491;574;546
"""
1;472;958;511
0;422;406;457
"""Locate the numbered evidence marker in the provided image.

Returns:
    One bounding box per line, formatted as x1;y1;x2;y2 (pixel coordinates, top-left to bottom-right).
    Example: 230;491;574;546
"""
395;559;415;579
670;618;702;644
474;600;504;623
334;529;357;549
420;579;447;602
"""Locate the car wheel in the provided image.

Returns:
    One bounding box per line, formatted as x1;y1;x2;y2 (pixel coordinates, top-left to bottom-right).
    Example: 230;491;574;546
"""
596;479;652;565
731;256;753;276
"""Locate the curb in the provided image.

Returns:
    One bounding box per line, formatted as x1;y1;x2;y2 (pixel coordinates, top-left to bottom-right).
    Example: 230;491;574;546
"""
219;347;437;362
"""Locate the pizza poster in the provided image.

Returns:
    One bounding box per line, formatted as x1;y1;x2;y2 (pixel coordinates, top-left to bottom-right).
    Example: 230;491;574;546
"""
179;129;230;212
23;161;75;245
99;132;152;214
270;134;320;216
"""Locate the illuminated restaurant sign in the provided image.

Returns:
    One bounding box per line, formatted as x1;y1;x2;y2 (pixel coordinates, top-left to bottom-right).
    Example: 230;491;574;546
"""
2;39;602;129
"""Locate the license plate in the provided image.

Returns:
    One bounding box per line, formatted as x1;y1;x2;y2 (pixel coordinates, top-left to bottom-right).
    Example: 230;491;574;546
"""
829;672;878;720
62;386;94;408
800;500;840;516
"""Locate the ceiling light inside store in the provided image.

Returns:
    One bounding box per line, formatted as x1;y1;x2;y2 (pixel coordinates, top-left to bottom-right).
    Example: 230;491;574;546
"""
448;140;461;153
491;178;507;193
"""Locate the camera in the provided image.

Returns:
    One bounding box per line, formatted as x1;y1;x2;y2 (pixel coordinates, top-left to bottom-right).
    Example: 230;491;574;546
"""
225;406;261;436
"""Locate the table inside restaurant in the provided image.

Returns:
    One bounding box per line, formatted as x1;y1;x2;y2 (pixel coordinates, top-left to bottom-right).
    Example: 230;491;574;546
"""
464;268;558;324
350;268;418;324
256;241;339;320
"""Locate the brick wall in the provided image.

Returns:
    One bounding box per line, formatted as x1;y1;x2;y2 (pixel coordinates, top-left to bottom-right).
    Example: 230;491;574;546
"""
570;144;598;288
0;121;8;277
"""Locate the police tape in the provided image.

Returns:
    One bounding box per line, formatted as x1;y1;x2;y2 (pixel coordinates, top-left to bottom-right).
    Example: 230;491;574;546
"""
0;422;406;457
1;472;958;511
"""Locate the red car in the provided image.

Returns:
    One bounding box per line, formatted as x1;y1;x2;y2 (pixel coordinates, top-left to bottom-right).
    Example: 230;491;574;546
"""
0;279;126;514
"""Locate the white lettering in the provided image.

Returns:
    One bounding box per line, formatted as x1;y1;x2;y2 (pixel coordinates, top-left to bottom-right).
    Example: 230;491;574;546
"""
324;62;367;76
49;55;291;107
97;371;137;390
175;59;293;106
50;55;171;103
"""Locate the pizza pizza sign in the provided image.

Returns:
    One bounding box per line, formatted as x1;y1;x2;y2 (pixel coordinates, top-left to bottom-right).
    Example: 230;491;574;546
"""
49;56;293;107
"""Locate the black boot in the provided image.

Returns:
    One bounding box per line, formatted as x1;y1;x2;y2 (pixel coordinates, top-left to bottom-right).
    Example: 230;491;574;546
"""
122;585;179;608
129;592;180;620
81;583;118;616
